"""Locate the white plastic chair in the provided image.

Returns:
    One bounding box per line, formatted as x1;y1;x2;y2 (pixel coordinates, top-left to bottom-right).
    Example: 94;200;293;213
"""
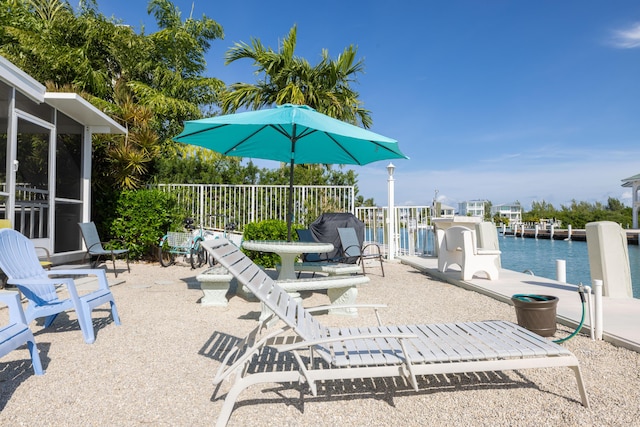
0;291;44;375
0;229;121;344
437;226;501;280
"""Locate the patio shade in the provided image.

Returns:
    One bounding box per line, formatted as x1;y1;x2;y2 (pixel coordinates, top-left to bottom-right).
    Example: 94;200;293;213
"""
174;104;408;239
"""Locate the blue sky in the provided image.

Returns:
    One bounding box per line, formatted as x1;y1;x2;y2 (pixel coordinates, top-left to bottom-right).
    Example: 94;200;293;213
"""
99;0;640;210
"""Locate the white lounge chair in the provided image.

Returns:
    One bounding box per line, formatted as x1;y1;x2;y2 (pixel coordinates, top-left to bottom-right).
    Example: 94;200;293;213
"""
202;238;589;427
437;225;501;280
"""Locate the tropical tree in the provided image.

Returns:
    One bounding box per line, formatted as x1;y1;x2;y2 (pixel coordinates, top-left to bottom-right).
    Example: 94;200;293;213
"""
0;0;226;189
219;24;370;191
154;146;261;185
221;25;371;128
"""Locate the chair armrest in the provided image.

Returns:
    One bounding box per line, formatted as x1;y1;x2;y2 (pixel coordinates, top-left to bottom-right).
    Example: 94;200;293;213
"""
0;291;27;325
306;303;387;325
362;242;382;255
7;276;82;300
477;248;501;255
48;269;110;290
306;303;387;313
341;244;361;256
278;332;419;352
34;246;51;261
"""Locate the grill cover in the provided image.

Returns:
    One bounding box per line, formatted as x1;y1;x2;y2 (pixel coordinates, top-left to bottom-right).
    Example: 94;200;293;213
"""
308;213;365;263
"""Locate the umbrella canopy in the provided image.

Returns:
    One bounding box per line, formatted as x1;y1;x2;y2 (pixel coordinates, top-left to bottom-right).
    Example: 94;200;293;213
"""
174;104;408;239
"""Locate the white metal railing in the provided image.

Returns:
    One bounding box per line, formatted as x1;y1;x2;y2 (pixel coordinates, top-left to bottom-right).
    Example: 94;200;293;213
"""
154;184;355;230
153;184;434;259
355;206;434;257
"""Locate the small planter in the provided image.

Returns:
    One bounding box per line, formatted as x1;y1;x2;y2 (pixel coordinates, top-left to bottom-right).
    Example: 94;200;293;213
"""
511;294;559;337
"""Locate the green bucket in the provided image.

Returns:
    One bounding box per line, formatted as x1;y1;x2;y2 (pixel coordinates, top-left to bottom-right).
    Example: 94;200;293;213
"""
511;294;559;337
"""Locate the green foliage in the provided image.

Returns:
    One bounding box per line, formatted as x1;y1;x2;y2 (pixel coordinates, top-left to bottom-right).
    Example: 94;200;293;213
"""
221;25;372;128
241;219;301;267
483;201;492;221
522;200;557;223
0;0;225;192
108;189;185;259
493;214;509;226
521;198;631;229
153;146;260;184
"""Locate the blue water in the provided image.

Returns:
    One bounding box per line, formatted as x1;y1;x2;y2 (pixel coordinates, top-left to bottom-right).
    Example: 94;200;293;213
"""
368;227;640;298
498;236;640;298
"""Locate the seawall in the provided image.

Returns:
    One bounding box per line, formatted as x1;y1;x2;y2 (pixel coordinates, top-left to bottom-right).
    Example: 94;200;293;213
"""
503;228;640;245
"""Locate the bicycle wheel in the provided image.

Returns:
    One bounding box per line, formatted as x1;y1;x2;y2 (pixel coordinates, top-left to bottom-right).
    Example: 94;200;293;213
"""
158;239;175;267
190;240;206;269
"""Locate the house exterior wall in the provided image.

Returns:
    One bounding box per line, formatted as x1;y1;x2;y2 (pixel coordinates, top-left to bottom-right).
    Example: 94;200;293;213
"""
0;56;125;262
458;200;487;217
490;203;522;224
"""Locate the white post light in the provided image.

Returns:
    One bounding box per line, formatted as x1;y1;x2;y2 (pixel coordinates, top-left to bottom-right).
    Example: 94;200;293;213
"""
387;163;396;260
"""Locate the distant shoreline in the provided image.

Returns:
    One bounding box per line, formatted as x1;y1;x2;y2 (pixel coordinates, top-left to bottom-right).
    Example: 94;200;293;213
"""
503;228;640;244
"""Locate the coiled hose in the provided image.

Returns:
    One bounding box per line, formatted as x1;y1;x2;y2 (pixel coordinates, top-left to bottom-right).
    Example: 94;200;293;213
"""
553;284;587;344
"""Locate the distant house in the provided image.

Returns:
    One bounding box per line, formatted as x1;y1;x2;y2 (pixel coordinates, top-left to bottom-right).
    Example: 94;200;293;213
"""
458;200;487;218
622;174;640;228
439;203;455;218
491;203;522;224
0;55;126;264
431;202;455;218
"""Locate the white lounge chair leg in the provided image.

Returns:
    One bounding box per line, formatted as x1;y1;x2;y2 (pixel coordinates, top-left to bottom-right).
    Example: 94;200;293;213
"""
327;286;358;316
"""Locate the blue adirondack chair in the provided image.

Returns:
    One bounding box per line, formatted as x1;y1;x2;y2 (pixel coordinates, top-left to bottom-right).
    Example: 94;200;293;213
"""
0;290;44;375
0;229;120;344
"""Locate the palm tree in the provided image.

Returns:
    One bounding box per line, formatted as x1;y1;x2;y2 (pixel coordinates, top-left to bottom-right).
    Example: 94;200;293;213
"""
221;25;372;128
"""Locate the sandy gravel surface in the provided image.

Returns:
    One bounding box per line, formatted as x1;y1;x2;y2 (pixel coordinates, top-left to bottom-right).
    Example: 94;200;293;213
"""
1;259;639;426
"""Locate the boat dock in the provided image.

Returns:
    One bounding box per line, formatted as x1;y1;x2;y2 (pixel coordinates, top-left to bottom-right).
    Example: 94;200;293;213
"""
399;255;640;353
502;227;640;244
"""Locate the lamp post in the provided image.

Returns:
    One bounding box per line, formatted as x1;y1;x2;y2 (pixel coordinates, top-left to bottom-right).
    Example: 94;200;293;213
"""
387;163;396;260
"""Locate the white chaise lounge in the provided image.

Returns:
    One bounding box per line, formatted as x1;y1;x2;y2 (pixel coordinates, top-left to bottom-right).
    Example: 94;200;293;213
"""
203;238;589;427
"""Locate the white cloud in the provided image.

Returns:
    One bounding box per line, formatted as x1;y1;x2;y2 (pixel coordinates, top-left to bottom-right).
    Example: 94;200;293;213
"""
611;22;640;48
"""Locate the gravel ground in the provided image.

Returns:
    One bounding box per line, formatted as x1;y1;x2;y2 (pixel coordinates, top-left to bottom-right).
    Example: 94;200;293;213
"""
1;259;639;426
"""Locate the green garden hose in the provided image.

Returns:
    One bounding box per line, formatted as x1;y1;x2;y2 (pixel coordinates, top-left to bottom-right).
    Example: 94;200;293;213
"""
553;284;587;344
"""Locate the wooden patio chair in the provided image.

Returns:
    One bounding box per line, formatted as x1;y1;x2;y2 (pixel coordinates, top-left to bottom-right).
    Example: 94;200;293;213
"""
202;238;589;427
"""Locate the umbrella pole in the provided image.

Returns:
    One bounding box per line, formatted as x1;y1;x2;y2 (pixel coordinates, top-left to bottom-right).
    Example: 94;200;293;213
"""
287;160;294;241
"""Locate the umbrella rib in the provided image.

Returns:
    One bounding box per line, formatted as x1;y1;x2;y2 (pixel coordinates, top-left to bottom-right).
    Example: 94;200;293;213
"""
296;127;318;139
324;132;363;165
176;123;229;139
224;126;270;155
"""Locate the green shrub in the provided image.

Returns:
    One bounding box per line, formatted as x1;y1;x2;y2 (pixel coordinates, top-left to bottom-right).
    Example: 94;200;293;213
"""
241;219;301;267
109;189;185;259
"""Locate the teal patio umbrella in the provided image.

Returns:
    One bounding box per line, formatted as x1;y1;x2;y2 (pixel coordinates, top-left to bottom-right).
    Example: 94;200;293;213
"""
174;104;408;240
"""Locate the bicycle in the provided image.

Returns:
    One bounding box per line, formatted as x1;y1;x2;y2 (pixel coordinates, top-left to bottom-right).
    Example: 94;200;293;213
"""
158;218;213;269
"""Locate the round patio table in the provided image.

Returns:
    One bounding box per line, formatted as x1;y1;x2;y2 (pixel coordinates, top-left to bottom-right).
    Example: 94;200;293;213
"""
241;240;334;281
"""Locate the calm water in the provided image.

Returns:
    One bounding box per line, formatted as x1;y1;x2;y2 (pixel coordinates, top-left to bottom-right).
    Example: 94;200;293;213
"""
498;236;640;298
370;227;640;298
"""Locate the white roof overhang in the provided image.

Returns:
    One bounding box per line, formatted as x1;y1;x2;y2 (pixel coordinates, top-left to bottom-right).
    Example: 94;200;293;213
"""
0;55;45;103
44;92;126;135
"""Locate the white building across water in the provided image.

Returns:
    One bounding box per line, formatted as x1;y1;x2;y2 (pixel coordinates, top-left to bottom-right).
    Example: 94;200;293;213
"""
490;202;522;224
622;174;640;229
0;56;125;264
